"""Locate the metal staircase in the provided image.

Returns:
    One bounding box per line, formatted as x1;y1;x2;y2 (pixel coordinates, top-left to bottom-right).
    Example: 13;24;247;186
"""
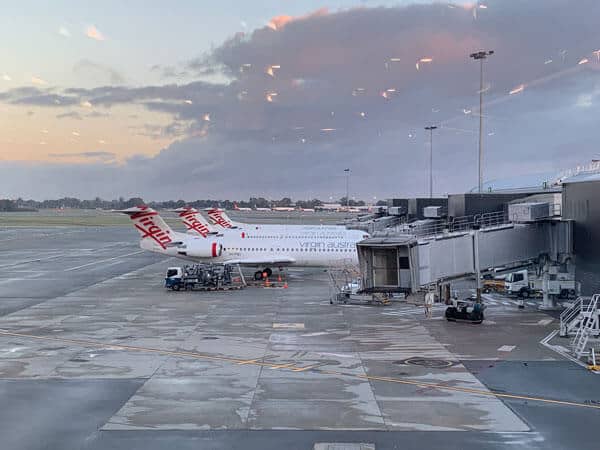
560;297;583;337
571;295;599;358
560;296;600;337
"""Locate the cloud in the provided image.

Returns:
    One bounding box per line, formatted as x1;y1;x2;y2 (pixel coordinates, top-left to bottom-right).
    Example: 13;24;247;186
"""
150;64;190;80
56;111;83;120
266;8;329;31
73;59;125;84
2;1;600;199
58;26;70;38
2;89;80;106
129;121;194;140
48;151;116;162
85;25;105;41
86;110;110;118
31;76;47;86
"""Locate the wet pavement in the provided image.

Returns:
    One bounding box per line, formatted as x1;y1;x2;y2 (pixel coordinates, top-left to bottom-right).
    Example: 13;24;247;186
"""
0;225;598;449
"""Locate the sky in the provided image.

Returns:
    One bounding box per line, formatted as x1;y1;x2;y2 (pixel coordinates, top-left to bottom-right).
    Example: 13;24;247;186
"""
1;0;599;201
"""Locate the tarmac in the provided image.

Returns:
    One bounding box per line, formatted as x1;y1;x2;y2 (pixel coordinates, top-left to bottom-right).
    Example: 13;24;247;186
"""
0;218;599;449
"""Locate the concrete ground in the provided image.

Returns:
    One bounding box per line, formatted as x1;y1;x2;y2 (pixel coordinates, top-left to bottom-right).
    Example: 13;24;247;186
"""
0;223;599;449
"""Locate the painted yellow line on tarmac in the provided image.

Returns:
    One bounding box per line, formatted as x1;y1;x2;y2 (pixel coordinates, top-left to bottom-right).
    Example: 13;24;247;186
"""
236;359;263;365
354;374;600;410
291;365;316;372
268;363;296;369
1;329;599;411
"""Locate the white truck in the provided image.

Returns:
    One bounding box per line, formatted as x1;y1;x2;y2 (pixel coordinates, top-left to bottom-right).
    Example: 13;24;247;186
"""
504;269;577;299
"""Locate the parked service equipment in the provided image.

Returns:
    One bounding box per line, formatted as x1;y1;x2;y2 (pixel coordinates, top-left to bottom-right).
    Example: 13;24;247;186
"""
504;269;576;299
482;276;505;293
165;264;244;291
560;295;600;340
445;298;485;324
328;264;391;305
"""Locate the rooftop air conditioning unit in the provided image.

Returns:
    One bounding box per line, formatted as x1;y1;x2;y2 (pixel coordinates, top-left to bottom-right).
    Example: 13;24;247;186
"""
508;202;550;223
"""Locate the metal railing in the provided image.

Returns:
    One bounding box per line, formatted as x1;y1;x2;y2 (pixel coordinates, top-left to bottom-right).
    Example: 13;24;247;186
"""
398;210;509;239
560;297;582;337
474;210;509;229
554;161;600;186
571;294;599;358
371;201;563;239
373;207;555;240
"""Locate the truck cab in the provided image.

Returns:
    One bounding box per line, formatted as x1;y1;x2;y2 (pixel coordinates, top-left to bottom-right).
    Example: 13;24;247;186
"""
165;267;183;290
505;270;529;296
505;268;577;298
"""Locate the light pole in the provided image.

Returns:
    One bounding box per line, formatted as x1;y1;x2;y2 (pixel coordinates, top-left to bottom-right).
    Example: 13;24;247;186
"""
469;50;494;193
344;168;350;209
424;126;438;198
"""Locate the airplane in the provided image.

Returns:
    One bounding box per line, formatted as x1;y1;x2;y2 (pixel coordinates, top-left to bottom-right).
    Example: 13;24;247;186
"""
120;206;369;280
119;206;223;260
172;207;218;237
233;202;253;212
272;206;296;212
205;207;343;231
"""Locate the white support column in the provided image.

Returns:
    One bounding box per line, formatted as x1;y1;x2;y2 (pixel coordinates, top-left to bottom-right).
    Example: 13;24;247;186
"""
473;230;482;301
540;261;560;310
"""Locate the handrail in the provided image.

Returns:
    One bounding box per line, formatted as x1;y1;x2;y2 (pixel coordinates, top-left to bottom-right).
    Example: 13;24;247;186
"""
571;294;599;357
560;297;582;322
377;209;513;239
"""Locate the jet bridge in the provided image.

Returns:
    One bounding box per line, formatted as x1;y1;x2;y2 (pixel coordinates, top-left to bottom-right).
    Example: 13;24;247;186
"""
357;214;573;308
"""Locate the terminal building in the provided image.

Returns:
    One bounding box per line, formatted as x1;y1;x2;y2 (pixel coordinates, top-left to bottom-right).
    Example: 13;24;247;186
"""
356;170;600;308
562;173;600;295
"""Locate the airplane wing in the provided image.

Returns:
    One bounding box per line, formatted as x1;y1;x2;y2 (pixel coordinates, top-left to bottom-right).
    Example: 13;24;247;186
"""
222;256;296;266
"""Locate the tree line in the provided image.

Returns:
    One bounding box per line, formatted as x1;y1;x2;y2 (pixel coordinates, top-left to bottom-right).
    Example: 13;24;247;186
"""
1;196;386;211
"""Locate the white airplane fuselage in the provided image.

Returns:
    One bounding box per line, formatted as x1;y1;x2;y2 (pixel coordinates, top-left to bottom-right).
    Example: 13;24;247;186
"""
143;227;366;267
125;206;367;269
214;227;365;267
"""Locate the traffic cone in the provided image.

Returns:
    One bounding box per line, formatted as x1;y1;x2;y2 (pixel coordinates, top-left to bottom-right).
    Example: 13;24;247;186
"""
264;277;270;288
283;281;288;289
277;274;282;283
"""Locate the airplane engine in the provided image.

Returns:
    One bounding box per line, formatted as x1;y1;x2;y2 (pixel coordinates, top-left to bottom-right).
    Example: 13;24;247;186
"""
179;239;223;258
